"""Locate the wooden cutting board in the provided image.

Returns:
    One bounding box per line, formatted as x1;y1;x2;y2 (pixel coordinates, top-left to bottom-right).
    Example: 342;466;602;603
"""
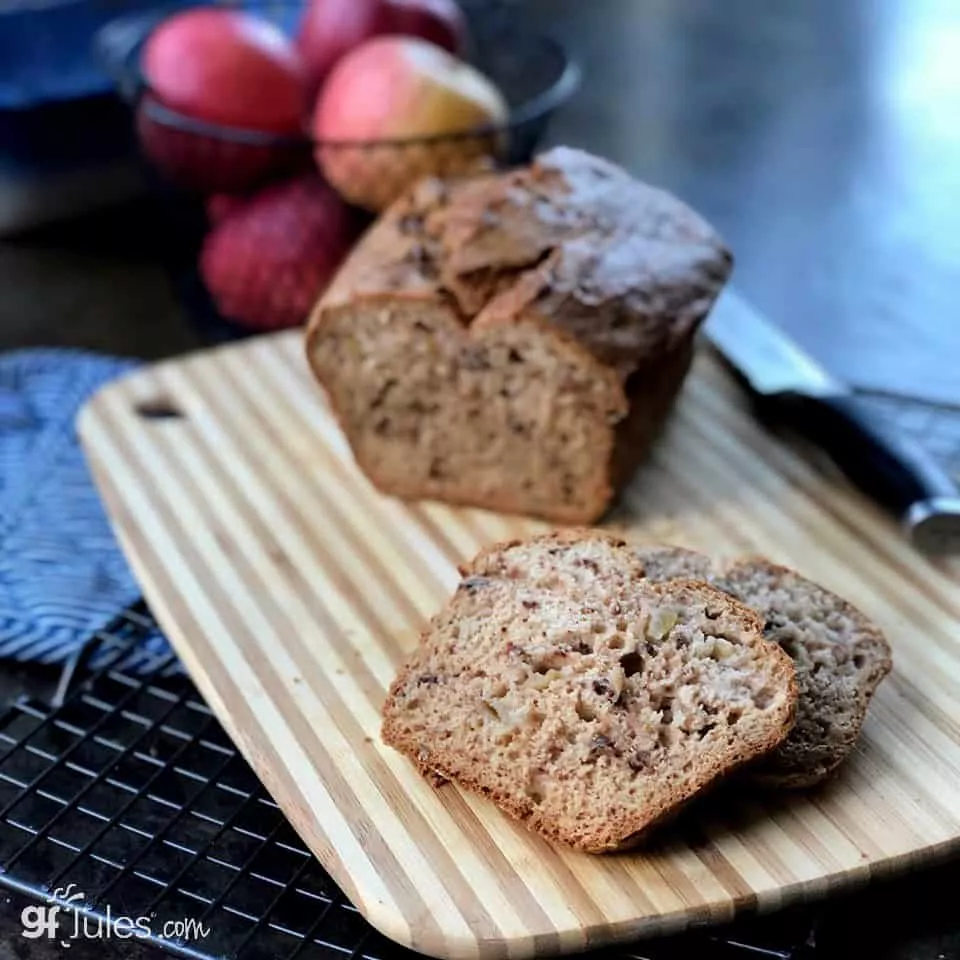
78;320;960;960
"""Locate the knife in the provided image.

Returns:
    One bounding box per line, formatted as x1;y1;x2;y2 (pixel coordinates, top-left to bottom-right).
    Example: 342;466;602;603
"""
705;290;960;554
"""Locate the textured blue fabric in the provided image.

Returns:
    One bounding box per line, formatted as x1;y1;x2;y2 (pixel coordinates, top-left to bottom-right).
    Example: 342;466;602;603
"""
0;349;175;672
0;0;193;109
0;1;303;110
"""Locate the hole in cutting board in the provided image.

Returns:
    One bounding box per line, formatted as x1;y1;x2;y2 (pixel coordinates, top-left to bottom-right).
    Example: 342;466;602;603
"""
135;397;184;420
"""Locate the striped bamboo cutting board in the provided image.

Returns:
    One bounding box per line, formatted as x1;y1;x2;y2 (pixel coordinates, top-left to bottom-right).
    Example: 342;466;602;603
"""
78;325;960;960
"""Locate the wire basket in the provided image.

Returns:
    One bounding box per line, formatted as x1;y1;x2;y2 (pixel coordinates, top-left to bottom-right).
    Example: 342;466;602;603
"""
96;0;581;200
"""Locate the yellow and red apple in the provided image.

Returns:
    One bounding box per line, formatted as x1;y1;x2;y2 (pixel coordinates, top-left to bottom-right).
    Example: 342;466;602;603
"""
312;36;508;210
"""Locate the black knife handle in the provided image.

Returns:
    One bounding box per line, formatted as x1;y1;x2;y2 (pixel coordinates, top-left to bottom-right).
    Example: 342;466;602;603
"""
766;392;960;553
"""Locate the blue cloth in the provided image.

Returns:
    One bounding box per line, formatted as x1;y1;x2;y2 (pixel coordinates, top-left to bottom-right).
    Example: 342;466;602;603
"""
0;1;303;110
0;349;175;673
0;0;190;109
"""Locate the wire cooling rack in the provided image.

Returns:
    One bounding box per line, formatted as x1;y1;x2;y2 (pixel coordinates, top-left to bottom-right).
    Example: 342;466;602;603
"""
0;605;818;960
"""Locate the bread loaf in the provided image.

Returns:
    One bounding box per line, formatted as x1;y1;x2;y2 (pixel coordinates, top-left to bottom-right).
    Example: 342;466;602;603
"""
633;545;892;788
306;147;732;523
381;531;797;852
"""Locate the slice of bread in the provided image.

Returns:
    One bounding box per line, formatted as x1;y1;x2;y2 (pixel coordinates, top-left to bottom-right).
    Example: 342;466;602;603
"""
633;545;892;788
381;532;797;852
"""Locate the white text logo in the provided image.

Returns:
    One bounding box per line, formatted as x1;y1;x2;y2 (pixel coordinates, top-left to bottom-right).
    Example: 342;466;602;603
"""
20;884;210;948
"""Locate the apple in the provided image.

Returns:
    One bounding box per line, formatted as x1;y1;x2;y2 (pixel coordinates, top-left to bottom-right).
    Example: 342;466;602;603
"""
296;0;384;97
296;0;464;96
205;193;248;225
143;8;306;131
138;8;308;192
312;37;508;210
200;175;360;330
136;95;310;193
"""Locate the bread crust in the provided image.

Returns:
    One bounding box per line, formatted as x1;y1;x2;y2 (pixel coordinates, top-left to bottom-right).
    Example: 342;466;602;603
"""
725;557;891;788
306;147;732;522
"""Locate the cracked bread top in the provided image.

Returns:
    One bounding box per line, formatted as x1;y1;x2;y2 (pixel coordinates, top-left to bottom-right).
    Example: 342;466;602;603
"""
319;146;732;379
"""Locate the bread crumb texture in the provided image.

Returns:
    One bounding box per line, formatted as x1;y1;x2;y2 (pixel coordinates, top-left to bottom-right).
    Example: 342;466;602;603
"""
382;531;797;852
634;545;892;788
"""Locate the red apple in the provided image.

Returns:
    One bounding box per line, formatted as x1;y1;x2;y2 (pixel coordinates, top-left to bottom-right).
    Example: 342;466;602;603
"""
384;0;464;54
200;175;360;330
296;0;464;96
296;0;385;97
138;8;308;192
136;95;310;193
313;36;507;210
205;193;249;225
143;8;306;132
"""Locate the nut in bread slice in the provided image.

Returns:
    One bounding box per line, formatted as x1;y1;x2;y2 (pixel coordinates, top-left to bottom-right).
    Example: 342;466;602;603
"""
382;532;797;852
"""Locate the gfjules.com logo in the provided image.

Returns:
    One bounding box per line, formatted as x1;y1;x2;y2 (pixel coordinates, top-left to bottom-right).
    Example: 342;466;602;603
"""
21;884;210;948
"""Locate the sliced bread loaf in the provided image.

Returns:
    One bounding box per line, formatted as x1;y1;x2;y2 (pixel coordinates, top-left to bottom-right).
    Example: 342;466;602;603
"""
382;532;797;852
633;545;892;788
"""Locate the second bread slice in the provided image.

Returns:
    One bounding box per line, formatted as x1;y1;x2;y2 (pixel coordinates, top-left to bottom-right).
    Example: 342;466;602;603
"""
382;532;797;852
633;545;892;788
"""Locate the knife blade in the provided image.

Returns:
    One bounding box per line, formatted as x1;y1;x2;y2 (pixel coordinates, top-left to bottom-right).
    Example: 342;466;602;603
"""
706;290;960;553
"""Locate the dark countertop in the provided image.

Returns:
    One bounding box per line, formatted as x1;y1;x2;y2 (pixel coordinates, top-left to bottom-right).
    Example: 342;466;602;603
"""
532;0;960;408
1;0;958;957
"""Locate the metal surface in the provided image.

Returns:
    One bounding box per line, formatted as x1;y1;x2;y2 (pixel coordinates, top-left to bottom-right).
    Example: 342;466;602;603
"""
706;291;840;398
856;390;960;485
904;498;960;554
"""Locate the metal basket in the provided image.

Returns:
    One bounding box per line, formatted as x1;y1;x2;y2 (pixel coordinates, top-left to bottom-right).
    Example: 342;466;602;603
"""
96;0;581;197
